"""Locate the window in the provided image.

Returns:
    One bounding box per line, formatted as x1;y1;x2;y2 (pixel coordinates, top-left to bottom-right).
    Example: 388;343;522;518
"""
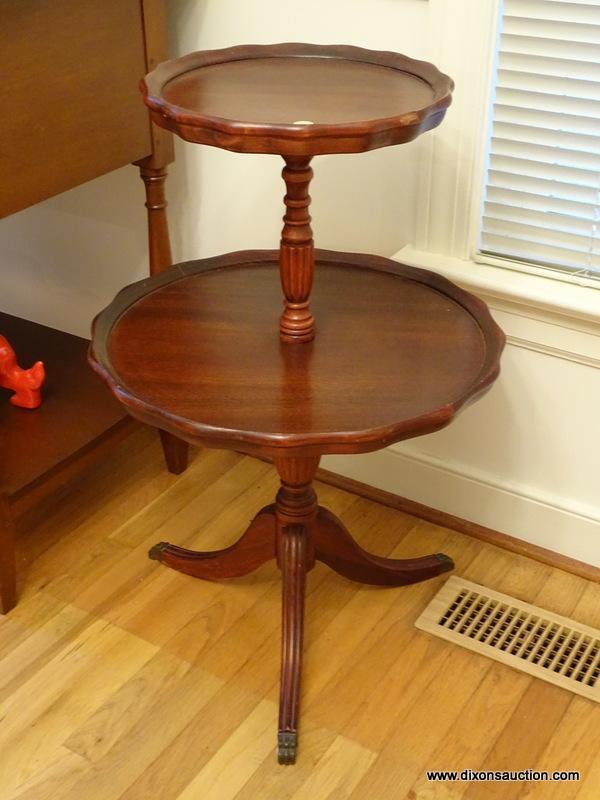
478;0;600;282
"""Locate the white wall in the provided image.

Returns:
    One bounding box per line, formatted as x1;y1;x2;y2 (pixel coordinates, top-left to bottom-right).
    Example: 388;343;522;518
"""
1;0;598;566
326;0;600;567
0;167;149;337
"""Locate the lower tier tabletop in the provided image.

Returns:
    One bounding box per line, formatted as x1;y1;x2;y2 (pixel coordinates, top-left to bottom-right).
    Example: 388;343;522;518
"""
90;249;504;457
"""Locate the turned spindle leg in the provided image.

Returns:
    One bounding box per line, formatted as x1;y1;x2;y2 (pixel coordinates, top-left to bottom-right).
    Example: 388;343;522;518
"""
274;456;319;764
138;164;190;475
279;157;315;344
139;165;173;278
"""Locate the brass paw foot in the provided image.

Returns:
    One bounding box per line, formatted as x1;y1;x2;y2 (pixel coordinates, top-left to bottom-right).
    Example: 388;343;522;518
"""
148;541;170;561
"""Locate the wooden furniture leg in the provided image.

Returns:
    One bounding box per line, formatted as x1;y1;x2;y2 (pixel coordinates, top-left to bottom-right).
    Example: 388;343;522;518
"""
0;494;17;614
158;429;189;476
146;455;452;764
279;157;315;344
148;504;276;579
138;164;190;475
313;506;453;585
139;165;173;277
277;523;308;765
274;456;319;764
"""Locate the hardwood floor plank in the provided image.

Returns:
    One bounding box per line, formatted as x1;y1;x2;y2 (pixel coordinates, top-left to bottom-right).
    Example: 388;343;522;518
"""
288;736;377;800
521;696;600;800
64;648;191;763
56;666;224;800
459;569;591;800
302;524;479;736
519;580;600;800
346;546;556;799
0;601;87;695
175;699;278;800
117;682;269;799
62;456;273;616
5;746;89;800
0;429;595;800
0;591;78;663
109;448;242;548
18;430;168;568
407;664;532;800
232;718;339;800
0;619;157;797
575;753;600;800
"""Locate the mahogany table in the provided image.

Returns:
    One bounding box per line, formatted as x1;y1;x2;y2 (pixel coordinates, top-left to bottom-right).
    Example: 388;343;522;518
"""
89;44;505;764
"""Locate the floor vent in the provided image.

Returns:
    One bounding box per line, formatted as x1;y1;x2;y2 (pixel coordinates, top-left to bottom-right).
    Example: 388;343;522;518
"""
415;576;600;702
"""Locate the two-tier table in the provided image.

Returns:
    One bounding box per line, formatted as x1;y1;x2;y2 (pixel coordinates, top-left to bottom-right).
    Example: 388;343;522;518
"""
89;44;505;764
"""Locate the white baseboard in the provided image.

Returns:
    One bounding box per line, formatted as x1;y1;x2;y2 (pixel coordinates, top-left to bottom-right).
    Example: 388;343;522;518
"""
322;447;600;568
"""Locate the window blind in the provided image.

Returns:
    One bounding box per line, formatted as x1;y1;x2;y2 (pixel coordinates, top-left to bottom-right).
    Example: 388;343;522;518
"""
479;0;600;279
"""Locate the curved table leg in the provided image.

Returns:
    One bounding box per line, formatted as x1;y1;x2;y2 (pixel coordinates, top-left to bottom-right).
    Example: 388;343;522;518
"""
313;507;453;586
148;504;276;580
277;523;307;765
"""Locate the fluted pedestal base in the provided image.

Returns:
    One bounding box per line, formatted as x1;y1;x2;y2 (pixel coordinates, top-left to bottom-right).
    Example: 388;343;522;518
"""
149;457;453;764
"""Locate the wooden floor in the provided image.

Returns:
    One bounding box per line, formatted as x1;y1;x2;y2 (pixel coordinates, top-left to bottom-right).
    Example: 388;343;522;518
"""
1;427;598;800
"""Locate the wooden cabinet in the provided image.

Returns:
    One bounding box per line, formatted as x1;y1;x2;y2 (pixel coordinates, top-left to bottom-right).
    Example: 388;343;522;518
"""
0;0;176;612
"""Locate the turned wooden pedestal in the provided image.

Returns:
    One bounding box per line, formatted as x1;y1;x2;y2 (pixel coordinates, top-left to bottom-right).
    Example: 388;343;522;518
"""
90;44;505;764
148;455;453;763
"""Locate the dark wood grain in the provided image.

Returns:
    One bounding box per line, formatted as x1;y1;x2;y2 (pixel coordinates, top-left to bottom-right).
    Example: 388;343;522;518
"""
146;454;454;764
0;0;175;613
279;157;315;343
277;523;307;766
92;44;503;764
0;314;131;613
97;247;504;764
1;314;127;499
0;494;16;614
142;43;453;156
134;0;187;475
90;250;504;459
148;504;276;579
0;0;151;217
274;456;317;765
138;164;190;475
313;506;452;586
139;165;173;277
136;0;175;171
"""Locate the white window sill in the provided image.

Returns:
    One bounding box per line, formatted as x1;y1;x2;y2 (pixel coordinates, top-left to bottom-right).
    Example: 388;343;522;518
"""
396;246;600;332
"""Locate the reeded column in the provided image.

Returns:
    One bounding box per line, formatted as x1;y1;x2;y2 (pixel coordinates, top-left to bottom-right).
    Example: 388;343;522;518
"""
273;455;320;764
279;156;315;343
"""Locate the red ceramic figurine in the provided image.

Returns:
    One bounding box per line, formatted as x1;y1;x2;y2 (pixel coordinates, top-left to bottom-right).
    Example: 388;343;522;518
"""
0;335;45;409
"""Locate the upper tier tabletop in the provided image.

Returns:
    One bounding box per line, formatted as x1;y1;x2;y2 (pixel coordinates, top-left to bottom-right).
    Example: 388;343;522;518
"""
142;43;454;155
89;251;504;459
